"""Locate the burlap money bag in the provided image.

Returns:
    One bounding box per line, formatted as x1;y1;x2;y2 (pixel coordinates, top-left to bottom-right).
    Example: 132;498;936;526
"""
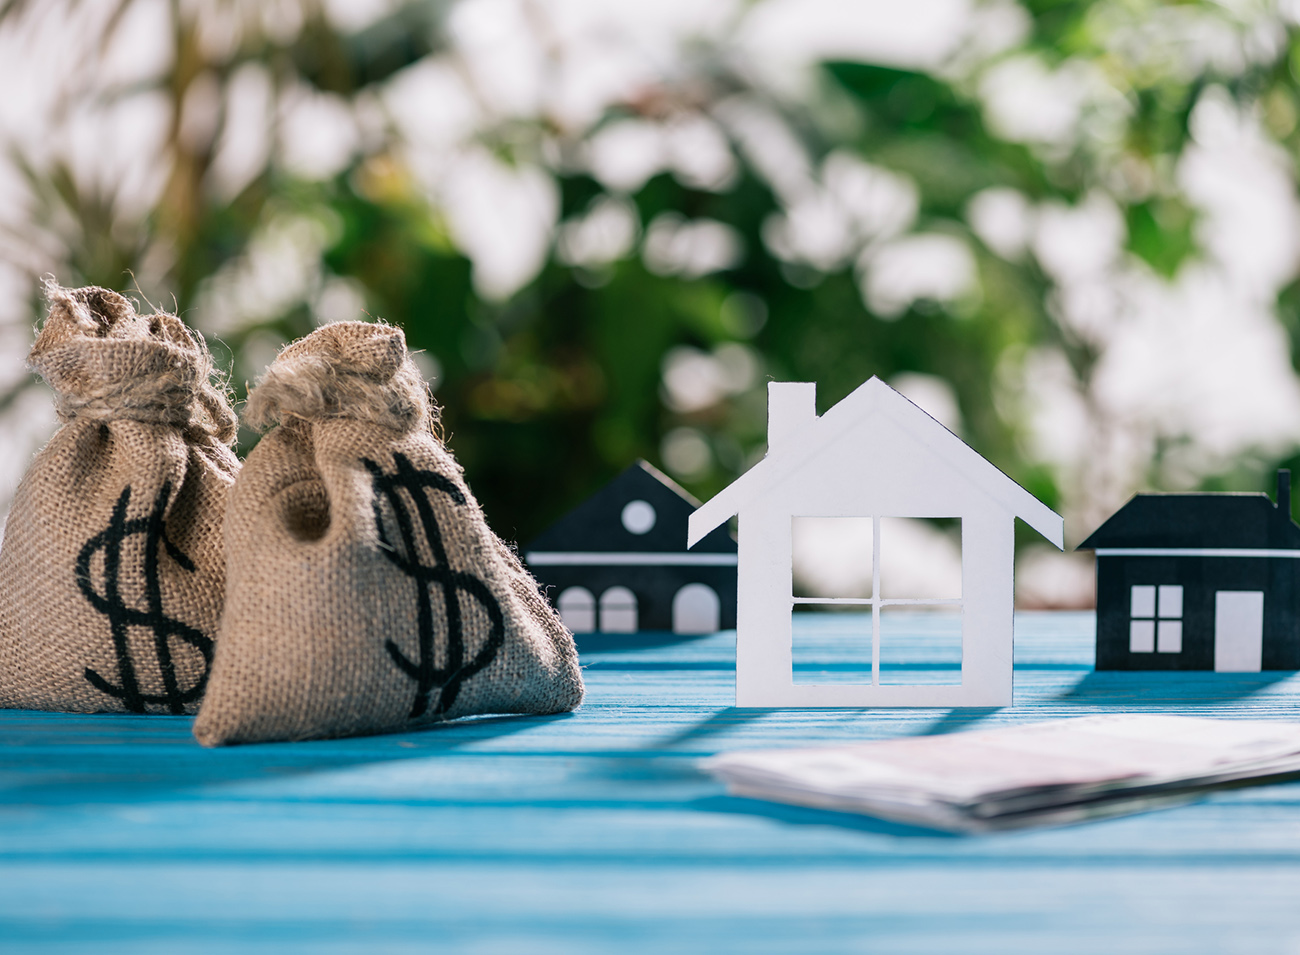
193;321;584;745
0;285;239;715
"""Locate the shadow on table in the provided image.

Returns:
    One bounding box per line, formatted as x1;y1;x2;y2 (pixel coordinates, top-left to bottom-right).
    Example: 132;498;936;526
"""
918;707;1004;735
643;706;1008;752
690;793;962;839
647;707;774;750
574;630;722;653
0;709;576;807
1055;670;1296;704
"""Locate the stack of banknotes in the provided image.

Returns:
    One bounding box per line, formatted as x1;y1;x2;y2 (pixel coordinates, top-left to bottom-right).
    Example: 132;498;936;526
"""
703;714;1300;832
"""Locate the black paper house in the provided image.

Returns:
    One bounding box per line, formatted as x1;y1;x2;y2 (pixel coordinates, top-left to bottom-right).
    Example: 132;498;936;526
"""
1078;470;1300;672
525;460;737;634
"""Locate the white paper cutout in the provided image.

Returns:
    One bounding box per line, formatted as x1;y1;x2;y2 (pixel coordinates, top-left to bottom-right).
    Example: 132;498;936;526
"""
1129;620;1155;653
1213;591;1264;672
688;377;1064;707
1158;584;1184;618
1130;585;1156;618
672;582;722;634
598;585;638;632
621;499;657;534
557;586;596;633
1157;620;1183;653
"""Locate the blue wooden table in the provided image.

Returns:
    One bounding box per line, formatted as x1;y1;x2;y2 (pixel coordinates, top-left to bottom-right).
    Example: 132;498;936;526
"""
3;612;1300;954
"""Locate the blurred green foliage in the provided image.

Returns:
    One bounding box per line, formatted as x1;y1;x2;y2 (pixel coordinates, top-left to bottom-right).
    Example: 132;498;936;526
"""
9;0;1300;544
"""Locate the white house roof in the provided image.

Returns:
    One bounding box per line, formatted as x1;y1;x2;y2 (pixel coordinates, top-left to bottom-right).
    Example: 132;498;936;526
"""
687;376;1063;548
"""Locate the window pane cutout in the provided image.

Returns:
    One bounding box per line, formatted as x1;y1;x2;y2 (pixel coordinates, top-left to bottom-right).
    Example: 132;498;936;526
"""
880;605;962;685
1158;585;1183;619
792;516;961;686
879;517;961;600
792;517;873;599
1127;584;1184;655
1130;585;1156;619
791;605;873;684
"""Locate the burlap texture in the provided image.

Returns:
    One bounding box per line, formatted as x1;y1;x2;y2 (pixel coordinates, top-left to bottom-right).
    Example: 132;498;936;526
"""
193;321;583;746
0;285;239;714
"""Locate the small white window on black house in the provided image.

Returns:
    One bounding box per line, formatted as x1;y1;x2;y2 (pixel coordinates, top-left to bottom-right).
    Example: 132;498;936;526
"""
1129;584;1183;654
599;586;638;633
558;587;596;633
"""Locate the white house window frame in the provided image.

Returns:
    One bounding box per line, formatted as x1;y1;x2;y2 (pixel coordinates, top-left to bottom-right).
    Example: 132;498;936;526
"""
791;515;963;686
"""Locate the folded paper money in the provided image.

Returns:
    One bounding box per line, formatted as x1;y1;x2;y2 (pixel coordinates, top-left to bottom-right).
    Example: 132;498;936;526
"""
703;714;1300;832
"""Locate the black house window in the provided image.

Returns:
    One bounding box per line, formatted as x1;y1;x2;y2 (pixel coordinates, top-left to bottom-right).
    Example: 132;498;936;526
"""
1129;584;1183;654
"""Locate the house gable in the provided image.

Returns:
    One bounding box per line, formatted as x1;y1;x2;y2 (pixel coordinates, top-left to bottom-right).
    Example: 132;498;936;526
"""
1078;493;1300;551
531;460;736;555
690;378;1062;547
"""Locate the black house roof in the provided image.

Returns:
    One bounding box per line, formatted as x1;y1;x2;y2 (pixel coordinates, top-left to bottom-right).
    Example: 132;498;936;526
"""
527;460;737;555
1078;486;1300;551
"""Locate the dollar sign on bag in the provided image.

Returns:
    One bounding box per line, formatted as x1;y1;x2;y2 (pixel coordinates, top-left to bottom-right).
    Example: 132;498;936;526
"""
76;483;213;714
365;453;504;719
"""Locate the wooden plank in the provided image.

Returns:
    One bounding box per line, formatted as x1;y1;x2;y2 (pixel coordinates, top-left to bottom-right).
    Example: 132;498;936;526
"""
2;612;1300;953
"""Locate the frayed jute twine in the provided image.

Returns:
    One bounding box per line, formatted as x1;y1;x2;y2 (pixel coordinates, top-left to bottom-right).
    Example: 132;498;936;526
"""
243;320;436;435
30;281;237;444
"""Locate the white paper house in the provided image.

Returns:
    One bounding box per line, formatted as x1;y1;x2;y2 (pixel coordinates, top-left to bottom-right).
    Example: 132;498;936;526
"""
687;378;1064;707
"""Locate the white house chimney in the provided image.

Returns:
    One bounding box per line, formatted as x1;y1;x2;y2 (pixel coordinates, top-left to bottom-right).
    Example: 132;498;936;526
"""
767;382;817;454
